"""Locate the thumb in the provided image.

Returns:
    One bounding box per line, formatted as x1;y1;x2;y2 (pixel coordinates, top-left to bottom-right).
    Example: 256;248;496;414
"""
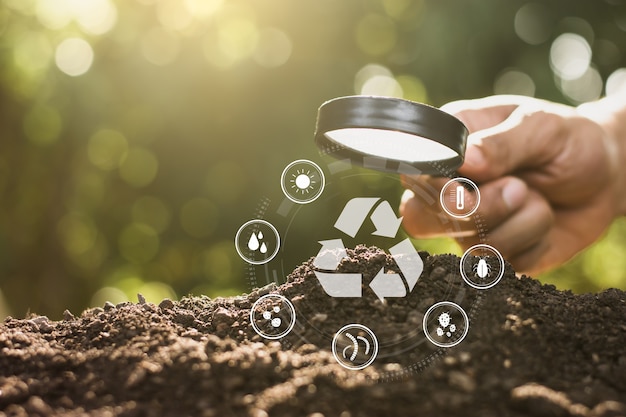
458;105;564;182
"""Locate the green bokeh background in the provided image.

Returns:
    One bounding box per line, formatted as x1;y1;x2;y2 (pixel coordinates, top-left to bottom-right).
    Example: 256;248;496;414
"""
1;0;625;319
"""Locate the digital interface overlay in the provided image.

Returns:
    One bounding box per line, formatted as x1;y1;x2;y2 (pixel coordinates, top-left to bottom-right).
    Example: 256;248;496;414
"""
235;157;504;379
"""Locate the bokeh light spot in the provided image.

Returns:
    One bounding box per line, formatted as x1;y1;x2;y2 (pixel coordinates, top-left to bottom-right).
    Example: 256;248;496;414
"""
559;66;602;104
72;234;108;271
558;17;594;46
582;225;626;289
354;64;404;97
361;75;403;97
35;0;73;31
606;68;626;96
514;3;552;45
383;0;415;19
55;37;94;76
157;0;193;32
132;196;171;234
13;31;53;76
119;147;159;188
74;0;118;35
118;223;160;264
90;286;129;308
184;0;223;20
140;27;180;66
23;104;62;145
253;28;292;68
200;5;258;67
354;64;392;94
137;281;177;304
493;69;535;96
106;274;175;305
87;128;128;170
180;198;219;238
217;15;258;61
395;74;428;102
355;14;397;56
550;33;591;81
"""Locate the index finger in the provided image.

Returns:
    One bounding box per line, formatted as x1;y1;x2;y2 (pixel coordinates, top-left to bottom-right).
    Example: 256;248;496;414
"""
440;95;534;133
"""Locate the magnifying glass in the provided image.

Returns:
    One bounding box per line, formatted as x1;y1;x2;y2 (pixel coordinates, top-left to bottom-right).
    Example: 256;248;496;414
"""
314;96;468;176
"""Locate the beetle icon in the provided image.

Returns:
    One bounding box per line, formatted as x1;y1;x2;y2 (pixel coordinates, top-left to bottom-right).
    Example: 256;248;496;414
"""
473;257;491;279
460;244;504;290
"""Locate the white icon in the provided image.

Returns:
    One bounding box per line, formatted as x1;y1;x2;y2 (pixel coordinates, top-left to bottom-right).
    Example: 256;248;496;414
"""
262;306;282;328
247;231;268;254
250;294;296;339
332;324;378;370
435;312;457;338
312;197;423;302
440;177;480;218
455;185;464;210
423;302;469;348
235;220;280;265
343;332;370;361
460;244;505;289
474;257;491;279
280;159;326;204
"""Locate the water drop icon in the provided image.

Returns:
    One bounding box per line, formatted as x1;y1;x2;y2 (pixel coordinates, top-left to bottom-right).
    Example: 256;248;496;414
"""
235;220;280;265
248;233;260;251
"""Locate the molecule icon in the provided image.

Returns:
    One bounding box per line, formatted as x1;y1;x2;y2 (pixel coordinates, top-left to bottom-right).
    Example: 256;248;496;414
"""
262;306;282;328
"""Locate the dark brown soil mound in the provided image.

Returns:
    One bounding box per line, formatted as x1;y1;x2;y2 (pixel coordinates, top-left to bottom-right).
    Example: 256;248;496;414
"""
1;247;625;417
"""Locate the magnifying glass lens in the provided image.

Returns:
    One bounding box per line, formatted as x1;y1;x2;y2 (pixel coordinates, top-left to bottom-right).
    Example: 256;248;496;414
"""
325;128;458;163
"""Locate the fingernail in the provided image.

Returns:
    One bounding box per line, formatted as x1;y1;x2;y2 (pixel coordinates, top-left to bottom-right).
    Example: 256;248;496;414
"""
463;146;486;169
502;178;527;210
400;189;415;204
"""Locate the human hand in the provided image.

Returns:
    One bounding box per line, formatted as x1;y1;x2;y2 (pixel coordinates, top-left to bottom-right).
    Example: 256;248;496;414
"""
400;95;625;275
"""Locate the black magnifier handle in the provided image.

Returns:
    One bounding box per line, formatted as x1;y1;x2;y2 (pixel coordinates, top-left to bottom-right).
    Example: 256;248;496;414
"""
314;96;468;178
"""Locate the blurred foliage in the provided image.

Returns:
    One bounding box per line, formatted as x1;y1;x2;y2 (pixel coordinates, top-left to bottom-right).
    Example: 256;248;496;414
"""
0;0;625;319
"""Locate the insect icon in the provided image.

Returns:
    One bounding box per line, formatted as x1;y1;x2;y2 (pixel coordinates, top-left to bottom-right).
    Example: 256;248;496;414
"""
473;257;492;279
331;324;379;370
342;332;371;362
436;311;457;338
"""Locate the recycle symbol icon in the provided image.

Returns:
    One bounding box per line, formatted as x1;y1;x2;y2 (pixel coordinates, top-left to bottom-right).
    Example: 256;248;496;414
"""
313;197;424;302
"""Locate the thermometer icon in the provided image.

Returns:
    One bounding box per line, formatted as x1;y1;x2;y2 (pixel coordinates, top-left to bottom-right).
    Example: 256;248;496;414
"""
441;177;480;219
456;185;464;210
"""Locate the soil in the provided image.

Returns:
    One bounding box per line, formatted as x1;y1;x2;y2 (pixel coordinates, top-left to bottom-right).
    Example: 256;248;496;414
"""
1;246;625;417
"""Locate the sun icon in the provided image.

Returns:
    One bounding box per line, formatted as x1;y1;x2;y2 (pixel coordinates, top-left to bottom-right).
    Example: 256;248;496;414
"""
291;169;316;194
281;159;325;204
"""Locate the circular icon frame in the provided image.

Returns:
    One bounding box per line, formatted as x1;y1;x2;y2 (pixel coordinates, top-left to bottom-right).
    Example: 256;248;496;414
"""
439;177;481;218
423;301;469;348
235;219;281;265
250;294;297;340
460;244;505;289
331;323;379;370
280;159;326;204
